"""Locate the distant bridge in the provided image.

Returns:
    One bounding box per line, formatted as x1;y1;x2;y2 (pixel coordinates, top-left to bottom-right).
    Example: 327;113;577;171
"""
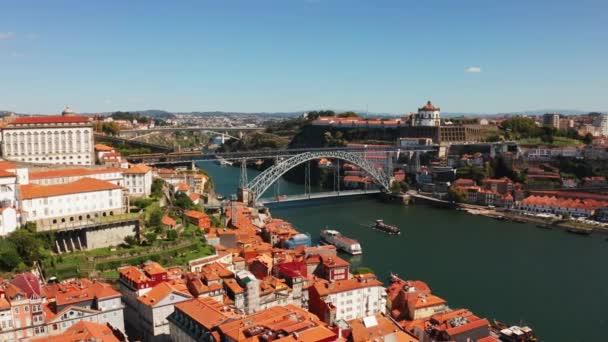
125;145;438;165
94;134;174;153
118;126;264;139
258;189;381;204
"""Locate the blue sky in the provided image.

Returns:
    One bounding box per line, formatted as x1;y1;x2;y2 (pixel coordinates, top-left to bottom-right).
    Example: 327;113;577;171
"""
1;0;607;114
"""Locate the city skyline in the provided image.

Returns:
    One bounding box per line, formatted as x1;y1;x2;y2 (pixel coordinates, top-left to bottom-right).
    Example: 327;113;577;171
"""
1;0;607;114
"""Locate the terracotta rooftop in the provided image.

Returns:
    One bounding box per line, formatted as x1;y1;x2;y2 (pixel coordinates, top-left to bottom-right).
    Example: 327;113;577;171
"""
31;321;119;342
94;143;115;151
29;167;122;180
19;177;122;199
137;281;192;307
124;163;151;174
10;115;90;125
174;297;239;330
312;274;383;296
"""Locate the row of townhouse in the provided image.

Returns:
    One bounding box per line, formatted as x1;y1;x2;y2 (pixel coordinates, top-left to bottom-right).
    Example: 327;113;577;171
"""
0;273;124;341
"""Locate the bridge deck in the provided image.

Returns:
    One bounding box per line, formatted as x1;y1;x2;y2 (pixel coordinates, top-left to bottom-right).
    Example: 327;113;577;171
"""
258;189;381;204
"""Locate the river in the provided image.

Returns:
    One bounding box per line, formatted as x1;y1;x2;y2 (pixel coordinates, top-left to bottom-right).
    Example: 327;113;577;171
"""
199;161;608;342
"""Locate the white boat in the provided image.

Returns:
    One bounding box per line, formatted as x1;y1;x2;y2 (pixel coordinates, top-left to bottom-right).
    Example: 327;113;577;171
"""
320;229;362;255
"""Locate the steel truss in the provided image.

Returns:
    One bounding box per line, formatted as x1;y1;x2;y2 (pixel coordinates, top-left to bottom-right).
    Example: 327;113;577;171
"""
246;151;390;201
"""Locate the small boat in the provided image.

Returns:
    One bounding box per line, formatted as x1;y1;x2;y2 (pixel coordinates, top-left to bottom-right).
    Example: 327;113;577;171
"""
320;229;362;255
566;227;592;236
373;219;401;235
536;224;552;230
491;319;538;342
389;272;400;283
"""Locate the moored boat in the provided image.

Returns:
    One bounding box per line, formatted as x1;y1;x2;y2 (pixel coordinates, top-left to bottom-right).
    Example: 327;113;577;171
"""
374;219;400;235
491;320;538;342
320;229;362;255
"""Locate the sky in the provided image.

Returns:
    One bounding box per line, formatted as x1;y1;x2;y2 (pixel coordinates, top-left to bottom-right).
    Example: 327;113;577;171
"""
1;0;607;115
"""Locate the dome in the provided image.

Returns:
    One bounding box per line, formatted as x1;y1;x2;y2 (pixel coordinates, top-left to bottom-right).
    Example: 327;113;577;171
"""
419;100;439;111
62;106;75;116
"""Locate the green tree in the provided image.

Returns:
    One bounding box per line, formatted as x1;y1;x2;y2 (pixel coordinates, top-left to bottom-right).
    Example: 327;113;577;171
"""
448;187;468;203
144;232;157;244
6;229;44;267
148;208;163;227
353;266;374;275
124;235;138;246
174;192;196;211
0;241;21;271
337;111;359;118
501;117;541;139
151;178;164;198
166;229;178;241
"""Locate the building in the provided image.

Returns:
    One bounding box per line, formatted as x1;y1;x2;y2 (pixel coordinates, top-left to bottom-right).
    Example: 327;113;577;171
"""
308;273;386;325
124;163;153;197
412;101;441;127
386;277;449;322
118;262;191;342
592;113;608;137
0;274;124;341
215;305;337;342
542;113;560;128
517;195;608;217
346;314;419;342
168;297;240;342
18;177;126;231
0;107;94;165
28;167;124;186
412;309;493;342
31;321;123;342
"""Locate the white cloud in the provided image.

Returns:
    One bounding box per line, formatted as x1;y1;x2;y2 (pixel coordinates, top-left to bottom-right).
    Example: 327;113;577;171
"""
0;32;15;40
465;66;482;73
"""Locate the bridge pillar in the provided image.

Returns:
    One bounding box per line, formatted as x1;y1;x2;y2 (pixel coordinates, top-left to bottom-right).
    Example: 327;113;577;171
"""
238;187;253;205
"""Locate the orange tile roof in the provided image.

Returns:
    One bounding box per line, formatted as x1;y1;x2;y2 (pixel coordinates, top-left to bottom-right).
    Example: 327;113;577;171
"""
312;274;384;296
348;314;418;342
29;167;123;180
176;182;189;191
124;163;151;174
0;169;15;178
19;177;122;199
31;321;119;342
174;297;238;330
0;160;17;170
137;281;192;306
119;266;150;283
94;143;115;151
162;215;177;227
143;261;167;275
10;115;90;125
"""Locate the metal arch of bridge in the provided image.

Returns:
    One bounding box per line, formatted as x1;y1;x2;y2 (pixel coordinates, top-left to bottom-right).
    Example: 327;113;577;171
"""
246;151;391;202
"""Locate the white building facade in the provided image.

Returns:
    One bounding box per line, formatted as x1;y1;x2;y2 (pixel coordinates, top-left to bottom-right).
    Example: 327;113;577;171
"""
0;109;94;166
412;101;441;127
124;164;153;197
18;177;126;231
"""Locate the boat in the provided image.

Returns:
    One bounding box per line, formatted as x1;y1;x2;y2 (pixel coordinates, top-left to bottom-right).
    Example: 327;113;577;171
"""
491;320;538;342
536;224;552;230
374;219;401;235
320;229;362;255
565;227;592;236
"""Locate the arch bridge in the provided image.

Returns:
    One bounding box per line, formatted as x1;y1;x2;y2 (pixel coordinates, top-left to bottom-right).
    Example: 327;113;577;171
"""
240;150;391;204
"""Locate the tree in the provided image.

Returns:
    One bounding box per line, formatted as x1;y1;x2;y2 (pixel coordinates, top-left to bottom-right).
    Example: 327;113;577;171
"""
148;208;163;228
174;192;196;211
337;111;359;118
500;117;540;139
0;242;21;271
124;235;138;246
6;229;44;267
166;229;178;241
151;179;164;198
144;232;157;244
448;187;468;203
583;133;594;145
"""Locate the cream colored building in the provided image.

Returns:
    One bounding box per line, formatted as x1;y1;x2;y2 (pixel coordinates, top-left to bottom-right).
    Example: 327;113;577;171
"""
124;163;153;197
18;177;126;231
0;107;94;165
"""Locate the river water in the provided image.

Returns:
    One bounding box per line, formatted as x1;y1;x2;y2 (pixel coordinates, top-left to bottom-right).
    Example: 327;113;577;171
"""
199;161;608;342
